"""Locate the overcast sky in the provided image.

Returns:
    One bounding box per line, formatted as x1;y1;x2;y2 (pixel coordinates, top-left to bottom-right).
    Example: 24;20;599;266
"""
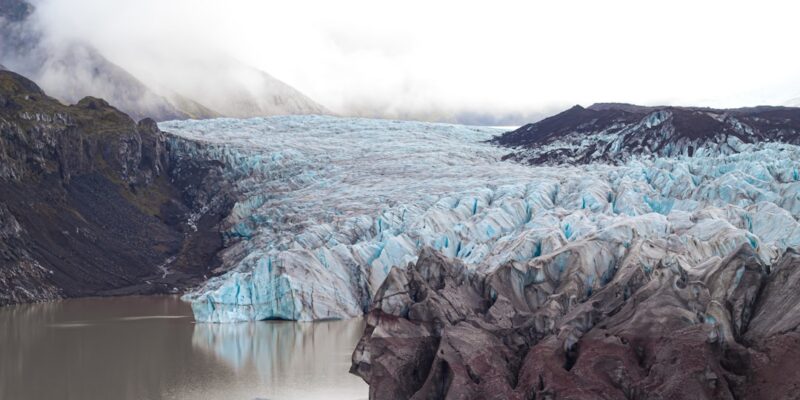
33;0;800;123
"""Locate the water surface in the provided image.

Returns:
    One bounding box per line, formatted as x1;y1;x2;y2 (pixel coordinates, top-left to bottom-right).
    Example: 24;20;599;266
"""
0;296;367;400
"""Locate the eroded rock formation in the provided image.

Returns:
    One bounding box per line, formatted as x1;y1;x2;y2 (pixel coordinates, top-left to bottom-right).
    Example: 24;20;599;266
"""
352;245;800;399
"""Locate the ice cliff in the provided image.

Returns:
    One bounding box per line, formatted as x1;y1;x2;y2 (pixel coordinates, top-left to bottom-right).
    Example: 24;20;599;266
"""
161;115;800;323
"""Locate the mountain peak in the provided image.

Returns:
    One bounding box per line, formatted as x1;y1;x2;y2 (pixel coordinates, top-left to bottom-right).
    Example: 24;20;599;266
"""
0;69;44;98
586;102;656;113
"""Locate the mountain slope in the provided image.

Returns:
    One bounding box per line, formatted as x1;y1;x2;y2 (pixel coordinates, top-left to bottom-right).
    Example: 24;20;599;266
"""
34;43;203;121
0;70;229;305
0;0;192;121
165;91;221;120
0;0;327;121
158;62;329;119
210;66;329;118
494;103;800;165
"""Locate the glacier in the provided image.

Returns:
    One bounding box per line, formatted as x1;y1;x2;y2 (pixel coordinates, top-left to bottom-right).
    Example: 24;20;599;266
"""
159;115;800;322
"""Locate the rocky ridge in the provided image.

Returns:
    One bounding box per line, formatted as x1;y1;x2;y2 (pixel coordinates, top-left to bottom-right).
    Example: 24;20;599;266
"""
494;103;800;165
0;70;230;305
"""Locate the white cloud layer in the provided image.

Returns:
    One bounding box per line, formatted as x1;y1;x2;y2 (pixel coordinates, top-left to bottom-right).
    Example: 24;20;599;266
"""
31;0;800;122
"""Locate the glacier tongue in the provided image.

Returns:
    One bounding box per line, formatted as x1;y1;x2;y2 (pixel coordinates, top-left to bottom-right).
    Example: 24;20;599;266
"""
160;115;800;322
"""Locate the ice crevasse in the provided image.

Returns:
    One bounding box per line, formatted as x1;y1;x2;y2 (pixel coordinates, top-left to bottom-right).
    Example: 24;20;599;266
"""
159;115;800;322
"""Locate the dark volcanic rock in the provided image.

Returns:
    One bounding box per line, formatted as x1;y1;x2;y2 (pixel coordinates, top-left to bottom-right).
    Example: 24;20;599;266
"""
0;70;228;305
493;103;800;165
352;246;800;399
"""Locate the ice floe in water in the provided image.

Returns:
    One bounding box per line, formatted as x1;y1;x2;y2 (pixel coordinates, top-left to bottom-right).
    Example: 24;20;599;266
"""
160;115;800;322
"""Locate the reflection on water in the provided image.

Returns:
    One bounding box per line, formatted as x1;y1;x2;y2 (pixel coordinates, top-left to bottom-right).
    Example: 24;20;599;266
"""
0;296;367;400
192;319;366;399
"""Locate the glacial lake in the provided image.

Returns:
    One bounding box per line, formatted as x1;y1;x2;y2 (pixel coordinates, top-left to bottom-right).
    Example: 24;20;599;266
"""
0;296;367;400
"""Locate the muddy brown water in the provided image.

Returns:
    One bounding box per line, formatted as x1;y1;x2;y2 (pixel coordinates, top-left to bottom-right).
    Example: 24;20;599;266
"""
0;296;367;400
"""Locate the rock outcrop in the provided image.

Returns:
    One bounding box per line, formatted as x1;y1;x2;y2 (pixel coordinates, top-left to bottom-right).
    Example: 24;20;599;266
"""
494;103;800;165
0;70;229;305
352;246;800;399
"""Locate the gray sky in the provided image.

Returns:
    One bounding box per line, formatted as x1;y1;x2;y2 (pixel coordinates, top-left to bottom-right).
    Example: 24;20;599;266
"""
34;0;800;122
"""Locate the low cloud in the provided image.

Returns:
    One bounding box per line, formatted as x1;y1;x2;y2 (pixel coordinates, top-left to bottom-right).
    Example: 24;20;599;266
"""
4;0;800;124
